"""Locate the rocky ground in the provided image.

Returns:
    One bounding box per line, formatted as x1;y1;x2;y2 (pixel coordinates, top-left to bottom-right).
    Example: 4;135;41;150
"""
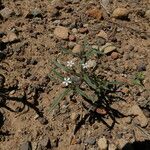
0;0;150;150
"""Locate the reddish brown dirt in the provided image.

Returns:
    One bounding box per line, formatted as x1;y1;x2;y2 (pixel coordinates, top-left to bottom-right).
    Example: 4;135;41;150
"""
0;0;150;150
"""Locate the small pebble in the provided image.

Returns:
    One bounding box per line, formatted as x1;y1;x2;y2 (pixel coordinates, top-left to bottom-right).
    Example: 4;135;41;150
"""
100;43;117;54
111;52;119;60
69;35;76;41
78;28;88;34
72;44;82;53
84;137;96;145
112;8;129;19
97;136;108;150
54;26;69;39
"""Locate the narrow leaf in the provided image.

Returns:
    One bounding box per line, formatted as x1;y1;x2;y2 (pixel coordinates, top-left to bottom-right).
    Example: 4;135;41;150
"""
53;60;71;72
49;88;72;112
52;68;64;80
83;73;96;90
75;87;95;102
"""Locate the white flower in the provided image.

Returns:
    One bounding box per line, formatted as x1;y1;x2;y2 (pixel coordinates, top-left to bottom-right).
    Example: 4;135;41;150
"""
62;77;72;86
66;60;75;67
81;62;89;69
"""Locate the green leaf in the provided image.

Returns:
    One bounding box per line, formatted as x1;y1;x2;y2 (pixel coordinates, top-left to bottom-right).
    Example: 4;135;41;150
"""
49;88;72;112
60;47;72;54
75;87;95;102
132;79;142;86
83;73;97;90
52;68;64;81
84;49;95;58
47;73;57;82
53;60;71;72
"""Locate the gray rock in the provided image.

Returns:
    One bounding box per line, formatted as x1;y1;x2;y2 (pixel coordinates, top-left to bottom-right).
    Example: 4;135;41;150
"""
20;141;32;150
84;137;96;145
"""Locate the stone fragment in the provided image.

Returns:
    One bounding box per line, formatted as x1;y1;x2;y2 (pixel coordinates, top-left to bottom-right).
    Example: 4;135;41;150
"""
69;35;76;41
97;30;108;40
78;28;88;34
2;32;18;43
97;136;108;150
54;26;69;39
72;44;82;53
84;137;96;145
86;59;97;68
68;41;75;49
145;10;150;19
111;52;119;60
72;28;78;33
92;45;99;50
0;7;14;19
20;141;32;150
128;104;148;127
87;8;103;19
100;43;117;54
112;8;129;19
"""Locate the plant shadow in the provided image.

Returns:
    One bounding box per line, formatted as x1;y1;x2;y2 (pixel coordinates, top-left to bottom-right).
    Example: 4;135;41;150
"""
0;83;47;135
74;85;126;134
122;140;150;150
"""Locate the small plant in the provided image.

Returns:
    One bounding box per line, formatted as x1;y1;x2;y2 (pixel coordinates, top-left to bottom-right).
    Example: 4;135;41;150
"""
48;44;121;119
132;72;145;86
